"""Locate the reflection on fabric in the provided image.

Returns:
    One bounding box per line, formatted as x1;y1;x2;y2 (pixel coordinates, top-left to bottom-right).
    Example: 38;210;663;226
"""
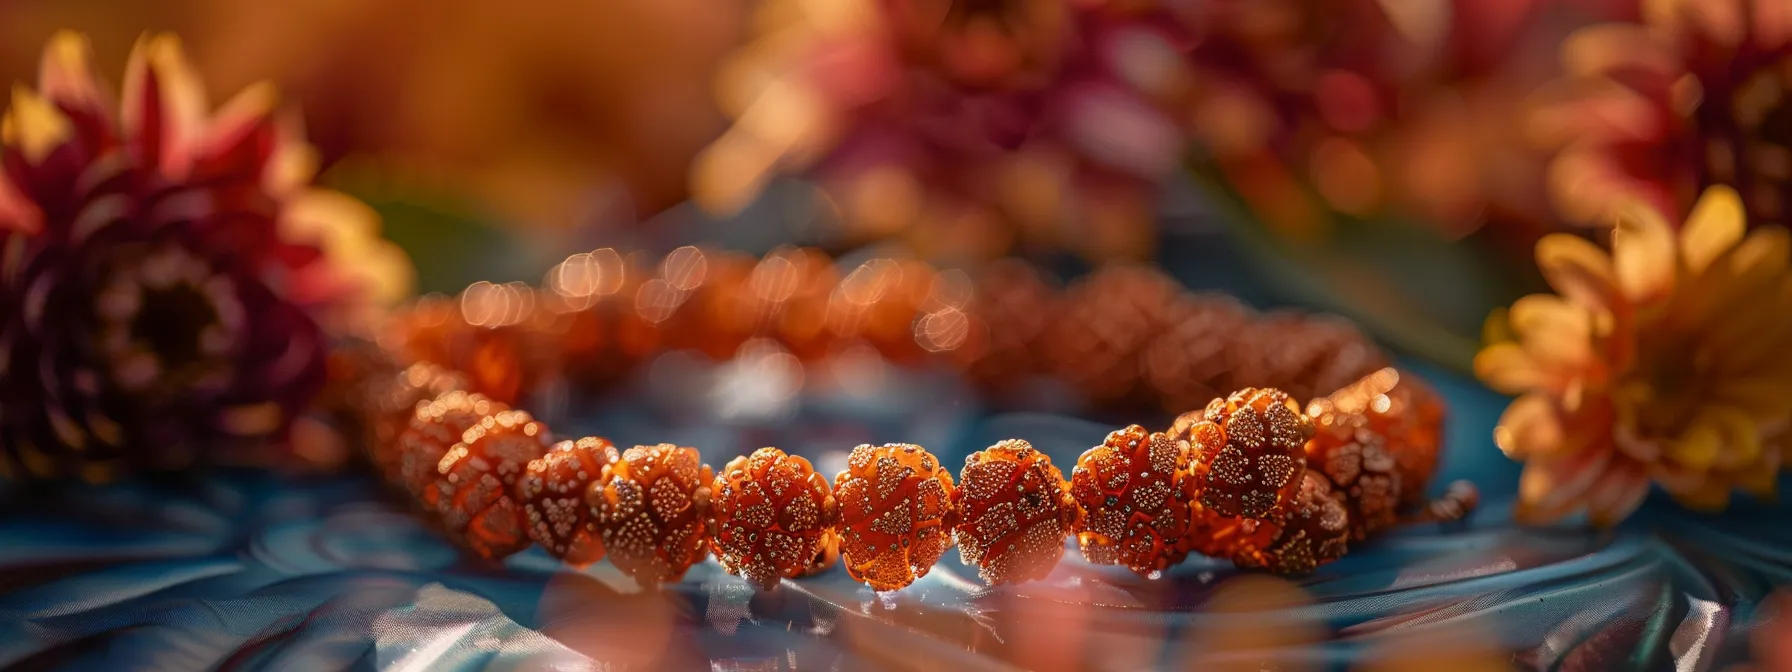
0;365;1783;670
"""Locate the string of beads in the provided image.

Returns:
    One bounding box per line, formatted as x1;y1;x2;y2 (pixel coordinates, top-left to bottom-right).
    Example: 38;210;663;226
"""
331;248;1476;592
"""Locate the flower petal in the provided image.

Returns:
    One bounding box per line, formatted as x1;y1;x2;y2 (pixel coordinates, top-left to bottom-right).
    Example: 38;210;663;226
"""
189;82;279;186
1666;418;1721;469
1535;233;1622;314
1611;199;1678;303
1683;226;1791;344
2;84;73;164
1520;442;1611;514
0;168;43;235
121;33;209;178
1509;294;1595;369
1584;462;1650;527
1680;185;1746;276
1560;24;1682;78
1474;342;1548;394
37;31;106;115
1494;393;1566;459
1482;306;1514;345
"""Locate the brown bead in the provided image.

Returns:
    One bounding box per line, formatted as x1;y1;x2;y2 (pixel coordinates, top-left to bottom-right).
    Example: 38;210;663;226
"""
677;250;761;359
396;390;504;511
517;437;619;566
955;261;1057;390
1141;295;1252;412
1042;265;1183;404
1226;312;1386;403
1317;369;1446;507
833;443;957;592
1070;425;1198;575
434;409;554;560
589;443;715;587
1187;472;1350;575
826;258;937;364
1304;405;1402;540
366;362;467;485
764;247;842;361
709;447;839;589
954;439;1079;586
1187;388;1312;519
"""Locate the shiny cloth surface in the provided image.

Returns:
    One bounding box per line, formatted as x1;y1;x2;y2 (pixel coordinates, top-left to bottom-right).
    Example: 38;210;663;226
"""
0;362;1785;671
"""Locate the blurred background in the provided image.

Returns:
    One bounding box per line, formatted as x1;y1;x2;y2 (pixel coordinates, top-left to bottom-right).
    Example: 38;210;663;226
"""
0;0;1649;373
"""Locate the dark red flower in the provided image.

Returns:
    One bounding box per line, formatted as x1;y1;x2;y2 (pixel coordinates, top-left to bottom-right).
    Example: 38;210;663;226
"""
0;33;410;481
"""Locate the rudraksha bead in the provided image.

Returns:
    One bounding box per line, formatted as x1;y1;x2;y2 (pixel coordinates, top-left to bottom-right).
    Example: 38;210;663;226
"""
1319;369;1445;507
1187;388;1312;519
1226;312;1387;403
1070;425;1198;575
1202;472;1351;575
1043;266;1183;404
709;447;839;589
1304;405;1402;540
833;443;957;592
366;362;466;484
826;258;937;364
955;261;1056;391
396;390;503;510
433;409;554;560
954;440;1080;585
517;436;619;566
1386;378;1446;507
1142;295;1252;413
589;443;715;587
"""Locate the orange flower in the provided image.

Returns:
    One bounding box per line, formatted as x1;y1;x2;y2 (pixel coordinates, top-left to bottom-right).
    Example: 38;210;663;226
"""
1476;186;1792;525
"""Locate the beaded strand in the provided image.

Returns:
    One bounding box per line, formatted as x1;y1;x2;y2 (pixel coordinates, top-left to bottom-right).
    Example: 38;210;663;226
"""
338;250;1476;592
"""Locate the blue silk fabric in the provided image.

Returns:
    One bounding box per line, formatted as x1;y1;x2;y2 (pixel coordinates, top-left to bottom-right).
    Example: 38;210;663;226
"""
0;362;1786;670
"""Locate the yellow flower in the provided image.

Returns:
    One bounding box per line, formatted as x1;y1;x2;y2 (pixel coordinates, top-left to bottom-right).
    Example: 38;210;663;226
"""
1477;185;1792;525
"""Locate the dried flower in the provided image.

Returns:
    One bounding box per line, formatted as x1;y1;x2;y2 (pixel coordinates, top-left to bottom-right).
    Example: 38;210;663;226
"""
694;0;1198;260
1476;186;1792;524
0;32;411;481
1185;0;1583;243
1532;0;1792;226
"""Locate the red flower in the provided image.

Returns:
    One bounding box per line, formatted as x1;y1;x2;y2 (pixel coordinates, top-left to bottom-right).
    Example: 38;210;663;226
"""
695;0;1199;260
1533;0;1792;226
0;33;410;481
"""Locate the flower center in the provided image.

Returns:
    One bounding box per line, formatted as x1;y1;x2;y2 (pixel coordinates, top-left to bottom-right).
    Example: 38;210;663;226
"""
1626;338;1709;441
131;283;219;370
94;245;244;393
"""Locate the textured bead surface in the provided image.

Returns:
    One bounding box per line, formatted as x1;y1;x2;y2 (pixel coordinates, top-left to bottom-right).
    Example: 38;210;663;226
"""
1043;266;1183;404
1199;472;1350;575
1187;388;1313;519
710;447;838;589
366;362;466;483
1070;425;1198;575
518;437;618;566
1304;407;1402;540
1317;369;1445;507
954;440;1079;586
590;444;715;587
434;409;554;560
833;443;957;592
396;390;503;511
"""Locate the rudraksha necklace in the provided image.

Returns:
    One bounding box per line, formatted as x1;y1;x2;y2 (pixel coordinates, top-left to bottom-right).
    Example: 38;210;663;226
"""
332;247;1477;592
